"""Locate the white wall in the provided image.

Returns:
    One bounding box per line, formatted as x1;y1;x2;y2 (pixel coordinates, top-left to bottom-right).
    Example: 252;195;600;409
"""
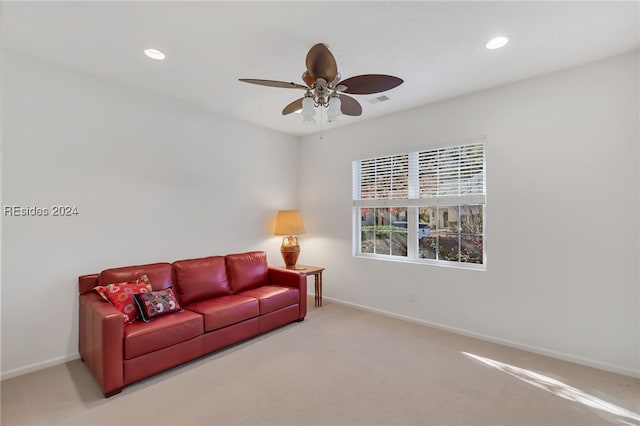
1;51;299;378
299;50;640;377
2;49;638;380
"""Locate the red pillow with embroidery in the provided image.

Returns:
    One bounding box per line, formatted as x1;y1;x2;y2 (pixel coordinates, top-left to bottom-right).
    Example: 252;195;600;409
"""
133;286;183;322
94;275;152;323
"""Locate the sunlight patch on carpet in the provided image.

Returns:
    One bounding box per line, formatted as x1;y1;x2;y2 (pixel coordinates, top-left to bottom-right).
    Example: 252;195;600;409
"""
462;352;640;424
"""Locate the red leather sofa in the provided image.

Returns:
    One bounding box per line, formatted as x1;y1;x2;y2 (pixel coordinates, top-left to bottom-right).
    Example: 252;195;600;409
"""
78;251;307;397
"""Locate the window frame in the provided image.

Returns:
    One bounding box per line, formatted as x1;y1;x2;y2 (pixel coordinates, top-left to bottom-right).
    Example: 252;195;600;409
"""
352;140;486;270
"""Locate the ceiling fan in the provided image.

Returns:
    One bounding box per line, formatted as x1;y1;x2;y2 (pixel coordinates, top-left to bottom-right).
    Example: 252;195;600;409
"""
239;43;403;124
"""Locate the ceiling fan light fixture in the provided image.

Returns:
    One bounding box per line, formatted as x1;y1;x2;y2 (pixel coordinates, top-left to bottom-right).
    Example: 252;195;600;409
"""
486;36;509;50
302;97;317;124
144;48;166;60
327;96;342;123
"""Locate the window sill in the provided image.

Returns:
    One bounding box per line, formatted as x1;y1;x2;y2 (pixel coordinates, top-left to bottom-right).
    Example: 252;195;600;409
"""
353;253;487;271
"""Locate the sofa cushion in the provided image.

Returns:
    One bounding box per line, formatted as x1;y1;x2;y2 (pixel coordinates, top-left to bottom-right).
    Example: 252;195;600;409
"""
94;274;150;302
173;256;231;305
237;286;300;315
225;251;268;292
124;310;203;359
100;262;173;291
133;286;183;322
94;277;153;323
185;295;259;332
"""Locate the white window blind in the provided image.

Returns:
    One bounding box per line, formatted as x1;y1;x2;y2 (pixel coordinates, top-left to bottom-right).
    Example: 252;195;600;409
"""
353;141;485;204
418;143;485;198
354;154;409;200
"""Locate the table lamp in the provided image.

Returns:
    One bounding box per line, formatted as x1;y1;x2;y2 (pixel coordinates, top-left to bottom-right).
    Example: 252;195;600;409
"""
274;210;305;269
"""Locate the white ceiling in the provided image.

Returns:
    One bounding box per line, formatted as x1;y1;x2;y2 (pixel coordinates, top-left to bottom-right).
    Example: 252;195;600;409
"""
3;1;639;137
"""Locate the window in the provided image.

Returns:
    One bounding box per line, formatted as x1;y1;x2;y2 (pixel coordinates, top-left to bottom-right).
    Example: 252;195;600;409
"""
353;141;486;268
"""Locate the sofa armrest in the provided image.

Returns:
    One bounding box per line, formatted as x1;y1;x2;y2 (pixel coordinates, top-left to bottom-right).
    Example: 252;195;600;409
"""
268;267;307;320
78;292;124;397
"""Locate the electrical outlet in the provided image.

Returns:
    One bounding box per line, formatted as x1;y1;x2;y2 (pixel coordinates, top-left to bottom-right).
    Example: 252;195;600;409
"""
409;293;417;303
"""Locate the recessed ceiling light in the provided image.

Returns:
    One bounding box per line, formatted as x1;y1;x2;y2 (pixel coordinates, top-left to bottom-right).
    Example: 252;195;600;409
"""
486;36;509;50
144;48;165;60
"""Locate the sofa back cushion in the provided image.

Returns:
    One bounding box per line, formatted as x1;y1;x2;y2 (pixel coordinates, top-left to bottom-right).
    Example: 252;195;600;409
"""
173;256;231;305
100;263;173;290
226;251;268;292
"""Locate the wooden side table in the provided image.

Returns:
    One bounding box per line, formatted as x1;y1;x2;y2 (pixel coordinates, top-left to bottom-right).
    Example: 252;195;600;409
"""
276;265;325;307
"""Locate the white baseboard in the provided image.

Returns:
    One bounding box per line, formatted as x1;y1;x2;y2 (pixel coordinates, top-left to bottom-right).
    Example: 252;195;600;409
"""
1;353;81;381
323;296;640;379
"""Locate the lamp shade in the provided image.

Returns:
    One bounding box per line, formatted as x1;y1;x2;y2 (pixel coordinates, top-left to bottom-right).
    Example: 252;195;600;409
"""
274;210;305;235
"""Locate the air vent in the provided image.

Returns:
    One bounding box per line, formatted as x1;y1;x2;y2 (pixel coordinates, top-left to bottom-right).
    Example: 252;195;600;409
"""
368;95;390;104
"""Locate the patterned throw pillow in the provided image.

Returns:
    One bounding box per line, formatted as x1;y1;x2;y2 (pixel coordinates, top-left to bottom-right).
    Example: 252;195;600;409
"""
134;286;183;322
94;275;152;323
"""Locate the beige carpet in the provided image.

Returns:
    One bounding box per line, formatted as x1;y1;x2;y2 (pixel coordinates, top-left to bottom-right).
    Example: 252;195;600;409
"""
2;298;639;426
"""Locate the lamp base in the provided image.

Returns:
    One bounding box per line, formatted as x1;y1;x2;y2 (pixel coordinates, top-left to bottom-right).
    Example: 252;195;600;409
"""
281;236;300;269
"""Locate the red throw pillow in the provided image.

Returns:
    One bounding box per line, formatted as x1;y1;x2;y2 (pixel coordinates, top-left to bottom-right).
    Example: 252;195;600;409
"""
133;286;182;322
94;275;152;323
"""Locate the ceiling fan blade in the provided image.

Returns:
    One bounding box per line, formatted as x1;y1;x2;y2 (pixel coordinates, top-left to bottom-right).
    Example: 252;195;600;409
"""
239;79;307;90
339;74;403;95
305;43;338;82
282;98;304;115
339;95;362;116
302;71;315;88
